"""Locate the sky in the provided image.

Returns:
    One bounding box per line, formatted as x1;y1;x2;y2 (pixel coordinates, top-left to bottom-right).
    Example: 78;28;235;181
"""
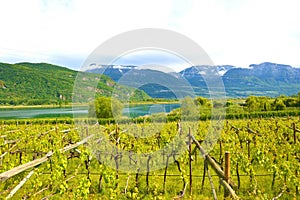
0;0;300;71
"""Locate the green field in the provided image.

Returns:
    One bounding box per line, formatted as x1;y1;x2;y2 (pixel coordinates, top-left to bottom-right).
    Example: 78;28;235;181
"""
0;117;299;199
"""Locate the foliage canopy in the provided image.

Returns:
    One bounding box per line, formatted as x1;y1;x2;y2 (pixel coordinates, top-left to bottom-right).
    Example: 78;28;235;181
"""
89;97;123;119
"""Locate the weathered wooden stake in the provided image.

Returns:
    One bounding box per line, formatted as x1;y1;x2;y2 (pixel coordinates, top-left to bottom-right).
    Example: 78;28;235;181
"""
201;159;207;191
224;151;230;198
293;122;297;144
163;154;170;193
146;155;151;193
219;140;223;165
205;161;217;200
85;126;88;137
236;163;240;189
135;168;140;188
114;154;119;188
247;140;251;160
296;170;299;195
188;128;192;196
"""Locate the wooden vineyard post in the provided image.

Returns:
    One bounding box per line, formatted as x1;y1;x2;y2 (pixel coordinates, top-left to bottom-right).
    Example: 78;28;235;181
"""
115;123;119;188
236;163;240;189
163;154;170;193
188;127;192;196
146;155;151;193
6;169;35;199
292;123;298;194
293;122;297;144
201;159;206;191
205;161;218;200
247;140;251;160
184;132;239;199
296;170;299;195
135;168;140;188
177;120;182;135
219;140;223;165
224;151;230;198
85;126;89;137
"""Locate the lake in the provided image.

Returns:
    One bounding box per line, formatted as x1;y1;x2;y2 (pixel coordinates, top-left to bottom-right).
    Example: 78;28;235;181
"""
0;103;180;119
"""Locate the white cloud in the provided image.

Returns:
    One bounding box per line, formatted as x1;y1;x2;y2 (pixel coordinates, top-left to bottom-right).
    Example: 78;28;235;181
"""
177;0;300;67
0;0;299;70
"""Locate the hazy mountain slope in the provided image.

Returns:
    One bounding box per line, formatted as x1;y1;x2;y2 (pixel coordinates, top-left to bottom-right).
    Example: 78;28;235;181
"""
0;62;149;105
222;62;300;97
87;63;300;98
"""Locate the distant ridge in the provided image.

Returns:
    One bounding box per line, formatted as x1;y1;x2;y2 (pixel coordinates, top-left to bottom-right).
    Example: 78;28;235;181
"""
222;62;300;97
1;61;299;105
88;62;300;98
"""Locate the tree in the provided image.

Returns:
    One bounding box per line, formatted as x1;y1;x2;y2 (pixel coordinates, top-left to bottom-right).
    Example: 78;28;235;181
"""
283;97;297;107
246;96;260;111
195;96;213;107
180;96;199;119
225;101;234;107
195;96;208;105
273;99;286;111
88;97;123;119
257;96;271;111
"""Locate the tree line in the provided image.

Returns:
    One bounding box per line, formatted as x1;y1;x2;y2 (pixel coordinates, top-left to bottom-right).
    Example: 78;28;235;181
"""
89;93;300;123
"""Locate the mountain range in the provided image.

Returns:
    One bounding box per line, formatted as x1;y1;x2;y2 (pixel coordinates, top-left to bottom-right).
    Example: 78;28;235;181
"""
0;62;299;106
87;62;300;98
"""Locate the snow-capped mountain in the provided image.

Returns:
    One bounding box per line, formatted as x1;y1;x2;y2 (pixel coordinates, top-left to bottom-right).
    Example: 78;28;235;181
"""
86;65;137;81
180;65;235;76
86;62;300;98
86;65;194;98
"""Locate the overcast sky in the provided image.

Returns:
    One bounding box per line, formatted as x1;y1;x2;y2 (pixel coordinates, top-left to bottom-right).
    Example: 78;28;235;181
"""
0;0;300;71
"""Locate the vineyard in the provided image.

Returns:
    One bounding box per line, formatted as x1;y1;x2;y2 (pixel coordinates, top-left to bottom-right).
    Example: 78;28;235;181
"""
0;117;299;199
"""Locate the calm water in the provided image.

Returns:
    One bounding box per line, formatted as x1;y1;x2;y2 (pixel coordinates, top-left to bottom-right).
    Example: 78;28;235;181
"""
123;103;180;118
0;104;180;119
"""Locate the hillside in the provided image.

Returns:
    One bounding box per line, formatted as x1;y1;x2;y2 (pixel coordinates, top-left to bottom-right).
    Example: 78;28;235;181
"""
88;62;300;98
1;61;298;104
180;62;300;97
87;66;194;99
222;62;300;97
0;62;150;105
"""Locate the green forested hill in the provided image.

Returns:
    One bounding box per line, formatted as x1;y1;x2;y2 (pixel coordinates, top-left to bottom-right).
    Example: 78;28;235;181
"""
0;62;150;105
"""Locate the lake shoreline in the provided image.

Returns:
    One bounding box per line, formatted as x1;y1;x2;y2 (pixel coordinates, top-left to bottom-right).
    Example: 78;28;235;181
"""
0;100;179;110
0;102;180;120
